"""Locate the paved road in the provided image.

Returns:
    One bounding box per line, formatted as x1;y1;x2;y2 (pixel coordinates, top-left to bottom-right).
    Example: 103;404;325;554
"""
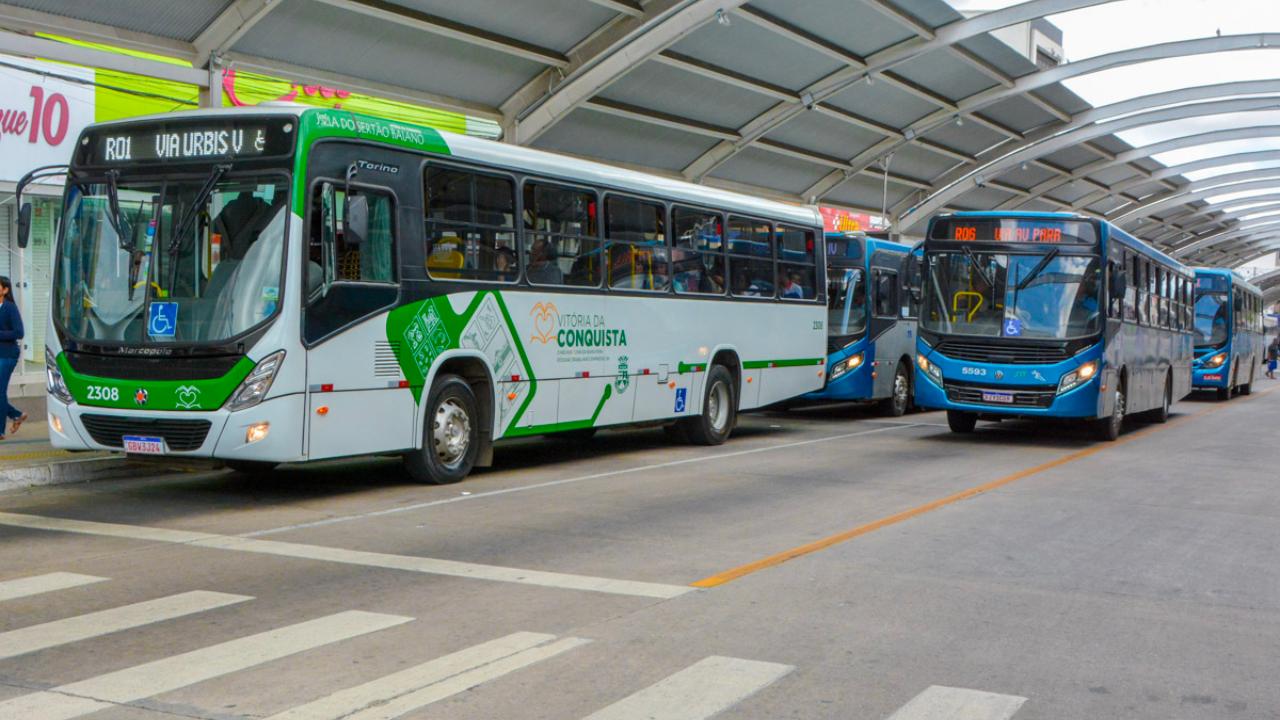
1;385;1277;719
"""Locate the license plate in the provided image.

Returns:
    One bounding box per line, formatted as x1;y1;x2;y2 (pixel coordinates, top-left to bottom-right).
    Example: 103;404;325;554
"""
122;435;166;455
981;391;1015;404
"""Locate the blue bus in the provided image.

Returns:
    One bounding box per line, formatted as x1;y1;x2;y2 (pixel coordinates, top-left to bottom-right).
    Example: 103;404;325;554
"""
800;232;917;415
911;212;1194;441
1192;268;1263;400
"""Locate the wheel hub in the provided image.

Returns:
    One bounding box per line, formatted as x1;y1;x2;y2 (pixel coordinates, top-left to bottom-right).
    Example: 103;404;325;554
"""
433;398;471;469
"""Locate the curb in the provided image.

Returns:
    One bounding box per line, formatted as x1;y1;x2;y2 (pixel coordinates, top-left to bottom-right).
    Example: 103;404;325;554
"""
0;456;201;492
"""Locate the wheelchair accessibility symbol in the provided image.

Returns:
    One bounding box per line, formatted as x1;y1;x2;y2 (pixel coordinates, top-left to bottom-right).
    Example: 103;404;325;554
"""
1002;317;1022;337
149;302;178;338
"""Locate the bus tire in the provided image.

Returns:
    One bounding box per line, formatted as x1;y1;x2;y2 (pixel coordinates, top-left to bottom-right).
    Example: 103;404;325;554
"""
947;410;977;434
404;374;479;485
1241;364;1254;395
679;364;737;446
1216;386;1230;401
224;460;278;475
1148;374;1171;424
1095;382;1125;441
879;362;912;417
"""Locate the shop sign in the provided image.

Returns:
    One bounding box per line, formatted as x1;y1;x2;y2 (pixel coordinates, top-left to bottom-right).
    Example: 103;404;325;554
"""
0;56;94;183
820;207;879;233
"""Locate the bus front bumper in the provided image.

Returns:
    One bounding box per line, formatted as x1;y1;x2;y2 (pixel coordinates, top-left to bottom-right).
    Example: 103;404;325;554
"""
47;394;306;463
913;346;1104;419
1192;366;1230;389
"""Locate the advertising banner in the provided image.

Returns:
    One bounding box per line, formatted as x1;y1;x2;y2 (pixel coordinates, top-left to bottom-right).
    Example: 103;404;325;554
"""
0;56;94;184
819;207;879;233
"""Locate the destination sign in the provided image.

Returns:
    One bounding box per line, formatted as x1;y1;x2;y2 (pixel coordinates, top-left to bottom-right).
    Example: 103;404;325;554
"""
76;117;296;166
930;218;1097;245
1196;275;1229;292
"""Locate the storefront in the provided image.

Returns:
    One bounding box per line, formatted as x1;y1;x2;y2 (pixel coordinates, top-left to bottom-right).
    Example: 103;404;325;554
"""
1;56;94;395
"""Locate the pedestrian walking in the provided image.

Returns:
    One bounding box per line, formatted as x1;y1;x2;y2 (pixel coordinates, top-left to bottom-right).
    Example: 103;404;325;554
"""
1267;335;1279;380
0;276;27;440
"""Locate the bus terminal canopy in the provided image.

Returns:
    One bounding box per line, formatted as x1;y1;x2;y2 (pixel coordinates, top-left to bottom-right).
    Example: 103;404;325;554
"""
4;0;1280;268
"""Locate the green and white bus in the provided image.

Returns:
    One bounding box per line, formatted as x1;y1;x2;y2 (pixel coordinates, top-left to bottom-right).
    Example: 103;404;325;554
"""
18;106;827;483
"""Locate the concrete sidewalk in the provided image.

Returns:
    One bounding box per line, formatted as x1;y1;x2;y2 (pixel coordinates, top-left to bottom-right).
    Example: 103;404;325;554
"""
0;396;192;491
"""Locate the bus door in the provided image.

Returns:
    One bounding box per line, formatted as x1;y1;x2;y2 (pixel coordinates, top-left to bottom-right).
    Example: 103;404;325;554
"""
303;144;417;460
868;251;905;398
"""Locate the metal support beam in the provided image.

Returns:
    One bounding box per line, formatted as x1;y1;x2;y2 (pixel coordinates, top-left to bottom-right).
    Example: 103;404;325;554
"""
898;84;1280;232
682;0;1114;182
506;0;745;145
0;29;206;86
0;2;194;59
193;0;278;68
586;0;645;18
311;0;569;67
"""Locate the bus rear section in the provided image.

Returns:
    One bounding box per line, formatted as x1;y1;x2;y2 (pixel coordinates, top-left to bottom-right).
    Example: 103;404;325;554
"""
802;233;916;416
1192;269;1263;400
912;213;1193;440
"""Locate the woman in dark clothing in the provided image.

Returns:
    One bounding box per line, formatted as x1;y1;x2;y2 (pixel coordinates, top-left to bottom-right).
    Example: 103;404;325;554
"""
0;276;28;440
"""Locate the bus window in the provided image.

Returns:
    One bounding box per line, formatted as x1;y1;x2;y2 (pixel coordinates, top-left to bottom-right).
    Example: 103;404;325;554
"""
777;224;816;300
672;207;725;295
728;217;774;298
523;182;599;287
873;269;898;318
306;181;398;343
424;166;517;282
605;195;668;292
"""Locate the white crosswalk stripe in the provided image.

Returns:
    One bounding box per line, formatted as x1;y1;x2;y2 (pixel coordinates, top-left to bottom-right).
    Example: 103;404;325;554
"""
0;572;106;602
582;655;794;720
269;632;590;720
886;685;1028;720
0;590;251;660
0;610;412;720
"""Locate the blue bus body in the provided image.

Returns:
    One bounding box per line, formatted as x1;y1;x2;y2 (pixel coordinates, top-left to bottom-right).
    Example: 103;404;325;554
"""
913;212;1194;439
802;233;917;414
1191;268;1263;399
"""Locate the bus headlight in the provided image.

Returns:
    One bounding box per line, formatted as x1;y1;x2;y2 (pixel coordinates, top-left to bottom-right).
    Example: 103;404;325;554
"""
917;353;943;384
226;350;286;412
46;348;73;404
1058;360;1098;394
1202;352;1228;369
830;353;863;380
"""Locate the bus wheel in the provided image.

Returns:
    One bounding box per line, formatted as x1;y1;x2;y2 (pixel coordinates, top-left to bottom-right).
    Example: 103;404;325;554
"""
224;460;278;475
1095;383;1125;441
404;374;478;484
1241;364;1254;395
680;364;737;446
1149;375;1171;424
879;362;911;417
1216;386;1230;401
946;410;977;433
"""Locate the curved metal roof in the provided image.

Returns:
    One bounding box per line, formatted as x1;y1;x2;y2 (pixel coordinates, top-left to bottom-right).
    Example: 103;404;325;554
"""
1;0;1277;269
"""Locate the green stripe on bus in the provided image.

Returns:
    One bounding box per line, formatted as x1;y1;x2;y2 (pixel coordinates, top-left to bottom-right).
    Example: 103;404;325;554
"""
743;358;825;369
57;353;255;411
503;383;612;438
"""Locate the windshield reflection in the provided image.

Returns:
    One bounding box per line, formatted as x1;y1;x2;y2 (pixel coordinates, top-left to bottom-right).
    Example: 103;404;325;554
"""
56;175;288;345
1194;291;1229;347
921;251;1102;340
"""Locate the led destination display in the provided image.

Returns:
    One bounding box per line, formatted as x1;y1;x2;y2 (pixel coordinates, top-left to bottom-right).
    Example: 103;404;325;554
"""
76;117;296;166
930;218;1098;245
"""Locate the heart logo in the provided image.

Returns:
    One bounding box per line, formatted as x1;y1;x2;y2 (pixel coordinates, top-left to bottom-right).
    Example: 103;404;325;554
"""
175;385;201;409
530;302;559;344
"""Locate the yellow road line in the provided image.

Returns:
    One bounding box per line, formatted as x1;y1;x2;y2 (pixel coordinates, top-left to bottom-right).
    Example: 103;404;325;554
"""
0;450;89;463
692;384;1279;588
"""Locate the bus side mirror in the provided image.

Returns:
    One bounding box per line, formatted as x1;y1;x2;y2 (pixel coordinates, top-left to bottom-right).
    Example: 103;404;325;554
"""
343;194;368;246
901;251;923;302
16;203;32;249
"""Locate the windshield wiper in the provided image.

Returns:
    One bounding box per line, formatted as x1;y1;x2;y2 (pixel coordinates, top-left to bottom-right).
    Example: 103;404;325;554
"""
961;245;995;289
1015;247;1059;292
125;199;146;302
103;170;134;253
165;164;230;292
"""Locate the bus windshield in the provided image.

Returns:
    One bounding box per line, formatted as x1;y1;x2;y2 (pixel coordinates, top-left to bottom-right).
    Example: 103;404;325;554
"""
1194;291;1229;347
827;266;867;347
55;173;288;345
921;250;1102;340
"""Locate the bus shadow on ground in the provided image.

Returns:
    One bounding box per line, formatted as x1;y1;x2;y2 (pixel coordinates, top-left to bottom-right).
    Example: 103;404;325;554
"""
911;413;1186;451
